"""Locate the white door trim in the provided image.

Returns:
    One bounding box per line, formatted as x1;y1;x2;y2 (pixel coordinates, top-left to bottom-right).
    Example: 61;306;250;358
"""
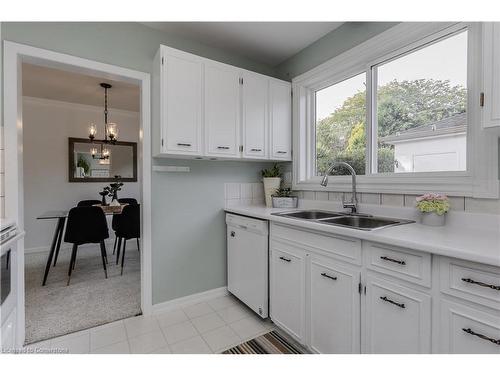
3;41;153;347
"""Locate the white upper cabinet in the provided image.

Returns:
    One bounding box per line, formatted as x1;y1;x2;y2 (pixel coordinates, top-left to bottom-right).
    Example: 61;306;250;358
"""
153;45;292;160
205;62;241;158
482;23;500;128
241;72;269;159
270;80;292;160
157;47;203;156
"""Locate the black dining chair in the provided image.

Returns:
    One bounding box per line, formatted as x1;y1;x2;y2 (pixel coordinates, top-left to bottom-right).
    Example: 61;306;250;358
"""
77;199;101;207
112;198;138;256
64;206;109;285
114;204;140;275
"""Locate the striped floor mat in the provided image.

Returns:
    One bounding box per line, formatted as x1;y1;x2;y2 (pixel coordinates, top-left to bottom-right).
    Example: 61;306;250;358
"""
223;330;305;354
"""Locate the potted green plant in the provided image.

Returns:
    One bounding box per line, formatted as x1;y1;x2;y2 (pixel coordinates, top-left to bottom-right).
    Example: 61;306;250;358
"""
271;187;298;208
76;156;90;177
261;163;282;207
103;176;124;206
416;193;450;226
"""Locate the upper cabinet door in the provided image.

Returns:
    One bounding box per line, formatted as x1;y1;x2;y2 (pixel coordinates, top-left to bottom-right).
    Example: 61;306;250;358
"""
482;23;500;128
270;80;292;160
241;73;269;159
161;49;203;155
205;63;241;158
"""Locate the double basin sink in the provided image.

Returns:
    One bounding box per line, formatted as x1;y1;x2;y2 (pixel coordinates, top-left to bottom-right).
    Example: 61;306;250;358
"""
271;210;414;231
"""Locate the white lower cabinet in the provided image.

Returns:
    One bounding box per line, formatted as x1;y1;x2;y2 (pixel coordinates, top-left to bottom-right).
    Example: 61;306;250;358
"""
363;275;431;353
269;242;306;343
439;299;500;354
309;255;361;353
268;226;499;354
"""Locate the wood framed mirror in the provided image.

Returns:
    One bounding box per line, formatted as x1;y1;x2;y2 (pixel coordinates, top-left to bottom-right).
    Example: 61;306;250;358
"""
68;137;137;182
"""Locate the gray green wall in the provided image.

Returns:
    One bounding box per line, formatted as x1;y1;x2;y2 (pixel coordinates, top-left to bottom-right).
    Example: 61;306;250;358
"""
0;22;278;305
151;159;270;303
275;22;398;80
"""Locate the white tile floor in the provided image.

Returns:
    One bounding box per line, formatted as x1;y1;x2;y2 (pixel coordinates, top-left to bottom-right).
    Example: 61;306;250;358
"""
23;294;274;354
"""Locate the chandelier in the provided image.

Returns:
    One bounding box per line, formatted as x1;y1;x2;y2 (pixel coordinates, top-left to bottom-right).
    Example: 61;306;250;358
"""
89;83;118;160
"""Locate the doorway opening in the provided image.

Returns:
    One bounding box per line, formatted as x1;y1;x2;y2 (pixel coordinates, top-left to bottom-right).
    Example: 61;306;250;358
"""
3;42;152;347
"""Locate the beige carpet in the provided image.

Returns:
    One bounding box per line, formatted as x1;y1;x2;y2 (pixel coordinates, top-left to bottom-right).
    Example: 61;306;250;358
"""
24;242;141;344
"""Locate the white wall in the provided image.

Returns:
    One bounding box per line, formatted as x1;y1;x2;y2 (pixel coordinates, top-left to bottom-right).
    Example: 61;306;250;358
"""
22;96;140;251
392;134;467;173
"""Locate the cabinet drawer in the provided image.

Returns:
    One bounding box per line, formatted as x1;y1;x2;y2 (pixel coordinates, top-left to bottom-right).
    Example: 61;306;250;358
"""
364;242;431;287
440;257;500;310
440;299;500;354
271;224;361;265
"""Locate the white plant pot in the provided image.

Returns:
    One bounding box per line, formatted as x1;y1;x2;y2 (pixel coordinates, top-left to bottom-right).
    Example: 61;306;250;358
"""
420;212;446;226
263;177;281;208
109;199;121;207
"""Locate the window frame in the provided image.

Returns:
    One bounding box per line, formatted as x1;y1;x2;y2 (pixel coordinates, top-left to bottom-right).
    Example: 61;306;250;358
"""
292;22;499;198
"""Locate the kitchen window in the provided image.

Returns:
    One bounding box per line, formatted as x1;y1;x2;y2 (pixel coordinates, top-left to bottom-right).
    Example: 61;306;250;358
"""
293;22;497;197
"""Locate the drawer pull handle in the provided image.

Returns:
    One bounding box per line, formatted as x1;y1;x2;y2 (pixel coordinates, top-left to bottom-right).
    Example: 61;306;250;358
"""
279;256;291;263
380;296;405;309
380;256;406;266
461;278;500;291
250;148;262;152
217;146;230;150
276;151;287;154
177;143;192;147
321;272;337;281
462;328;500;345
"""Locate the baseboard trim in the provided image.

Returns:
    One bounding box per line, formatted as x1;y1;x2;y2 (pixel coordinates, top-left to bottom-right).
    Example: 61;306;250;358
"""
152;286;229;314
25;238;116;254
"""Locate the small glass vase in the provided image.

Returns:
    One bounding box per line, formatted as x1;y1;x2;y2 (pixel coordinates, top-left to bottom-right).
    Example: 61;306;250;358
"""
420;212;446;226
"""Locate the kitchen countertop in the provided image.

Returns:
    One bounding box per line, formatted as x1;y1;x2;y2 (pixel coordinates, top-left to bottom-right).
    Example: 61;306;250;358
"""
224;205;500;267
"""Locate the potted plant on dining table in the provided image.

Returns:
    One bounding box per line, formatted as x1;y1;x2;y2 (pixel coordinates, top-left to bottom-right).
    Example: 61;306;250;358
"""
103;176;124;207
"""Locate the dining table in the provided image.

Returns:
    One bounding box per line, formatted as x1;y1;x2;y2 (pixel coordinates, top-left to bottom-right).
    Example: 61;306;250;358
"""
36;204;127;286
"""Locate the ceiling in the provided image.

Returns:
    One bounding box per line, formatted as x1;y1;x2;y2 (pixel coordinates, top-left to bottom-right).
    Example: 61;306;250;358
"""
143;22;343;66
22;63;140;112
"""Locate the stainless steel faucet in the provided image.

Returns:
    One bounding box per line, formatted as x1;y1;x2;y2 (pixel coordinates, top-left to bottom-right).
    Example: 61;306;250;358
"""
320;161;358;214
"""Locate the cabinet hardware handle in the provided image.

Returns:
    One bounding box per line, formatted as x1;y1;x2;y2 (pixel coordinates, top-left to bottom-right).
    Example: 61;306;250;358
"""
462;328;500;345
461;278;500;291
380;256;406;265
250;148;262;152
217;146;230;150
276;151;287;154
380;296;405;309
230;231;235;237
177;143;192;147
279;256;291;263
321;272;337;281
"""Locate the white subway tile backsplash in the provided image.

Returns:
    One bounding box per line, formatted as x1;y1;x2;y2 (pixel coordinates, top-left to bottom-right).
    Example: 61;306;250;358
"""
361;193;381;205
404;195;418;208
381;194;404;207
225;183;265;208
465;197;500;214
225;183;241;200
303;191;315;200
315;191;329;201
448;196;465;211
240;184;252;199
328;192;343;202
251;183;264;199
